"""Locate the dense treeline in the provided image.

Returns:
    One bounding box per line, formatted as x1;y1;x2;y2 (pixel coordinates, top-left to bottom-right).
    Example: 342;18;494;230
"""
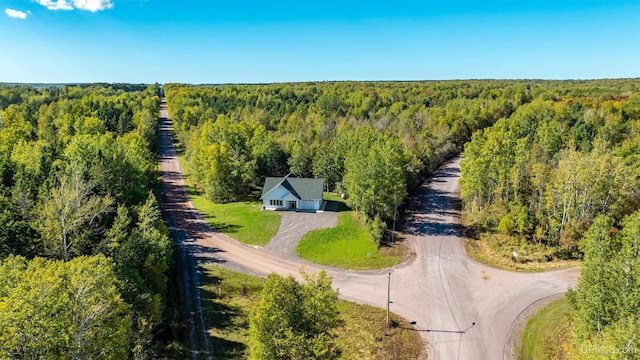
566;211;640;358
0;84;176;358
164;81;522;239
165;80;640;244
457;80;640;357
460;82;640;257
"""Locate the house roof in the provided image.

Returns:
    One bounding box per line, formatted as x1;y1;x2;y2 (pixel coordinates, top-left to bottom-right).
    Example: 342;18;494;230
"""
261;174;324;200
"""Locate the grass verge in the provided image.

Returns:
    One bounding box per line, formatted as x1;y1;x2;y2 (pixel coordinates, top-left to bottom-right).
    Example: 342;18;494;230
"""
178;155;280;246
297;211;404;270
519;297;572;360
465;233;580;272
200;265;264;359
337;301;425;360
200;264;424;360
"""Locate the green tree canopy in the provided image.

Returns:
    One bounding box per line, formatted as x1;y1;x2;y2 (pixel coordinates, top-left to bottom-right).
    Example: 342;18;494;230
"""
249;270;342;360
0;255;132;359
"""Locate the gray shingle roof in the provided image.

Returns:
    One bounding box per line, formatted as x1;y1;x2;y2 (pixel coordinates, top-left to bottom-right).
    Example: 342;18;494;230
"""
261;175;324;200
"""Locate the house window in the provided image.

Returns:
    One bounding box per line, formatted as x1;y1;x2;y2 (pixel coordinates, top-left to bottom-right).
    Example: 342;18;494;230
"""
269;200;283;206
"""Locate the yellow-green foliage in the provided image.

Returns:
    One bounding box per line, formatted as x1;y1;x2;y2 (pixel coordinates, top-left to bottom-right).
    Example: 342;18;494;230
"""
0;255;132;359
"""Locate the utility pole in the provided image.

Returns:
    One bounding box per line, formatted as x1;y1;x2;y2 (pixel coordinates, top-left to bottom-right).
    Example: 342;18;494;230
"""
386;261;398;327
387;270;391;326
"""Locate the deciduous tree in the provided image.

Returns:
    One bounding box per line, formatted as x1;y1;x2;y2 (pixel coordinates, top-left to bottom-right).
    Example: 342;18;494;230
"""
39;164;114;260
249;270;341;360
0;255;131;359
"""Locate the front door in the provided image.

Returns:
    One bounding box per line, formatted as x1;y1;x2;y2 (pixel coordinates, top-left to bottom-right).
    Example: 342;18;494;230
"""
289;201;296;209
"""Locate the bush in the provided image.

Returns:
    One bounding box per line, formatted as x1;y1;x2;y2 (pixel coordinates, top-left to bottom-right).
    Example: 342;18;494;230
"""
367;215;386;246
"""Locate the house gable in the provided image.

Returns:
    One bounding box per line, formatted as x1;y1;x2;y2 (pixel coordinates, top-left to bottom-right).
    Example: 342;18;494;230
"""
264;185;299;201
261;175;324;202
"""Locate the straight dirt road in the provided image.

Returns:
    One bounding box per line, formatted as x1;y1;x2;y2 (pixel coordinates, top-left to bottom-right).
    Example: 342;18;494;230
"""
159;99;212;359
159;98;579;359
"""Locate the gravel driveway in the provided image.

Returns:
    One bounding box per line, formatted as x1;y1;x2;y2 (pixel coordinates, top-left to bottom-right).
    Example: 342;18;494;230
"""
263;210;338;260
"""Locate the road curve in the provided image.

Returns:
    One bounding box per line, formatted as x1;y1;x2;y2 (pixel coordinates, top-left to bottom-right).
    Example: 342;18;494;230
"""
159;99;579;359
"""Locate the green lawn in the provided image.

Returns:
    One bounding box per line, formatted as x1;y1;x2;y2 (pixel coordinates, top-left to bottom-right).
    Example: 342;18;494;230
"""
323;191;347;203
178;155;280;246
519;297;572;360
191;196;280;246
296;211;403;270
200;264;424;360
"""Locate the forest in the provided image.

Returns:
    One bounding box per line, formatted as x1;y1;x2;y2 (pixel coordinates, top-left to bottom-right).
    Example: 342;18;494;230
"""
164;80;521;238
454;80;640;355
165;79;640;357
1;79;639;358
460;82;640;258
164;80;640;244
0;84;177;358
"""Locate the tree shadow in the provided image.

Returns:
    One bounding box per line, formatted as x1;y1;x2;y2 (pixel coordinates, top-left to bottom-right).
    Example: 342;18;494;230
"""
403;186;463;236
200;212;242;234
199;270;250;359
189;243;228;265
412;220;462;236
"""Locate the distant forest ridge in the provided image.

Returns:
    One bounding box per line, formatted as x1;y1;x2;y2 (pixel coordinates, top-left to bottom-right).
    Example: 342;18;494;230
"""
0;82;152;90
2;78;640;87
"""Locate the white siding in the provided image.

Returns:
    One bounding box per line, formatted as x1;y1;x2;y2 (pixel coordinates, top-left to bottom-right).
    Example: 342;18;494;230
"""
298;199;314;210
263;199;283;210
263;185;299;210
263;185;322;211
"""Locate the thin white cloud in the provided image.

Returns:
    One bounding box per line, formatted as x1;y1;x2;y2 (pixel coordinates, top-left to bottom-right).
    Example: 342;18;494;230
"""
36;0;114;12
71;0;113;12
5;8;29;19
36;0;74;11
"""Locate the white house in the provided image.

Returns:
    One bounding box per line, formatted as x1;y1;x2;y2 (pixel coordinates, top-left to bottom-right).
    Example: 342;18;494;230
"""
261;174;324;211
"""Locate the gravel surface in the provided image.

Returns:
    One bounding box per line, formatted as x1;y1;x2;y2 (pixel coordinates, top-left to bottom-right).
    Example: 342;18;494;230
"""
263;211;338;260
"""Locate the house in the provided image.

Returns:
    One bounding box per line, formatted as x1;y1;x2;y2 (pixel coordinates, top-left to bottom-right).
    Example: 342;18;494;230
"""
261;174;324;211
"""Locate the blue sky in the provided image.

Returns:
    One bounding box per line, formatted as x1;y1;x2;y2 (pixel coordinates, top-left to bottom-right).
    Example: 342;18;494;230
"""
0;1;639;83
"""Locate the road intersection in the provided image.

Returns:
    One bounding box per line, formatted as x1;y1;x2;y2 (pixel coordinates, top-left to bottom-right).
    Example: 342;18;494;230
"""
159;100;579;359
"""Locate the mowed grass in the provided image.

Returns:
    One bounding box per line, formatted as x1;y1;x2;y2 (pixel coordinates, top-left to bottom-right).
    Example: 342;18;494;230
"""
178;155;280;246
519;297;572;360
190;196;280;246
297;211;403;270
200;264;424;360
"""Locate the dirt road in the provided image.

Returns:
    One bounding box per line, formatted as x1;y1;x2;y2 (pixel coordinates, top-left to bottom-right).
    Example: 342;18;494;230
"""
159;99;579;359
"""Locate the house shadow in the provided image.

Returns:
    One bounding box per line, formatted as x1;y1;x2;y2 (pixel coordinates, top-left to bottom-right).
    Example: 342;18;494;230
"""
322;200;349;212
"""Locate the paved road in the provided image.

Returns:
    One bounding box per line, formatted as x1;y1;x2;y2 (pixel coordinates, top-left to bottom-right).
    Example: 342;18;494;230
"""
159;99;579;359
